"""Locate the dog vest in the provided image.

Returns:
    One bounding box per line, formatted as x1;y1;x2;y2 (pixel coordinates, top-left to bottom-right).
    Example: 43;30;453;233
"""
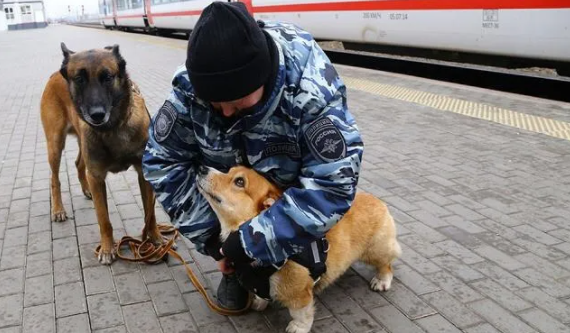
234;237;329;300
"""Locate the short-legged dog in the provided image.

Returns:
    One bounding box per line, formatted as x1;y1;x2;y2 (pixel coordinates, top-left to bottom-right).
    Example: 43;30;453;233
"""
196;165;402;333
40;43;163;264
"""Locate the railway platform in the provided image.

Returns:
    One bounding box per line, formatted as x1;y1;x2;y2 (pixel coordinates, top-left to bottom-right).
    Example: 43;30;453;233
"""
1;25;570;333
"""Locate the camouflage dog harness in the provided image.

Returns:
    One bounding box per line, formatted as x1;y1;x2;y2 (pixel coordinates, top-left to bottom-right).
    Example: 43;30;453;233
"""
235;237;329;300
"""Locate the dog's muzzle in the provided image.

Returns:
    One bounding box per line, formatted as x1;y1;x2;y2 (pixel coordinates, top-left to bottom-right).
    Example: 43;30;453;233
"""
195;167;223;204
83;106;111;127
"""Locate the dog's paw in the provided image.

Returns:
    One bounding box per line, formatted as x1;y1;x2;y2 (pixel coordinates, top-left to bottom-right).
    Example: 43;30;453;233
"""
286;321;311;333
97;247;116;265
143;227;164;244
370;274;393;292
250;296;269;312
51;210;68;222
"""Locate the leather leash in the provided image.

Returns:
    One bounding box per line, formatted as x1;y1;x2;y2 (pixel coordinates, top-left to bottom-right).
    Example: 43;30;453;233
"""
95;224;252;316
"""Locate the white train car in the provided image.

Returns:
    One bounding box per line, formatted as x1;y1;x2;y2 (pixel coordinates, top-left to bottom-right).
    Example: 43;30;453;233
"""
99;0;570;63
251;0;570;62
99;0;231;32
115;0;146;28
98;0;115;27
148;0;216;32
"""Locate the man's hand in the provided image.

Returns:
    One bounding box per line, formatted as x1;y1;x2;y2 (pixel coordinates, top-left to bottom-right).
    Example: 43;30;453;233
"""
216;257;235;274
221;231;254;264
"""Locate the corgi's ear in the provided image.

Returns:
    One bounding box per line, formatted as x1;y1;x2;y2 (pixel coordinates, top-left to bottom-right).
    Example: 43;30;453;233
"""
260;187;280;211
262;197;276;209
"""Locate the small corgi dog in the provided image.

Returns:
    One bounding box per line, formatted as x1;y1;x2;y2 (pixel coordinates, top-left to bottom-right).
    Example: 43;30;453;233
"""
197;165;401;333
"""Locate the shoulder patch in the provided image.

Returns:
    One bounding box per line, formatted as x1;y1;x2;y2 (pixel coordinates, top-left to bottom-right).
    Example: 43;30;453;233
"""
154;101;177;143
304;117;346;163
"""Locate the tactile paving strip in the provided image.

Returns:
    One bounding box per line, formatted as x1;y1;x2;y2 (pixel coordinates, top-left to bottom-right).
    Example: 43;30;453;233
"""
343;76;570;141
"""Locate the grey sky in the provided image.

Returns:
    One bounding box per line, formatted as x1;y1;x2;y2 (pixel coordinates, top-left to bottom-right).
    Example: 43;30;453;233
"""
44;0;100;19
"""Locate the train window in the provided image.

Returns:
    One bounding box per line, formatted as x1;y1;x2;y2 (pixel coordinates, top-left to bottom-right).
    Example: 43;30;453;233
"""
130;0;143;9
99;1;105;15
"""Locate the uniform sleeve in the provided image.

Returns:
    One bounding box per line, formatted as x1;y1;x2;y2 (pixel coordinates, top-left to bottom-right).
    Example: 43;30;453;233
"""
231;42;364;265
142;71;221;258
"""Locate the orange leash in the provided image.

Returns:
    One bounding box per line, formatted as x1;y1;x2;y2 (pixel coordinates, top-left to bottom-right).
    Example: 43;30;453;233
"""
95;224;252;316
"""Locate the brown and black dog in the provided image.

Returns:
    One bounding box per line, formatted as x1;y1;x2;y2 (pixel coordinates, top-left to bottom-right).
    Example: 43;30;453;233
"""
40;43;162;264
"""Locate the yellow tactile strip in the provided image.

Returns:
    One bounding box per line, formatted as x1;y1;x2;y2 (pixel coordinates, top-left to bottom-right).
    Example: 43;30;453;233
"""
343;76;570;141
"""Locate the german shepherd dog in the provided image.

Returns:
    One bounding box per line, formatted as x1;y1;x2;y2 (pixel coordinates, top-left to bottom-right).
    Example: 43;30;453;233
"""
40;43;162;264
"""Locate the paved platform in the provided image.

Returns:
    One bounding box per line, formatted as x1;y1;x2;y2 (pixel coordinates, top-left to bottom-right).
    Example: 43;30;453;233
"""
1;25;570;333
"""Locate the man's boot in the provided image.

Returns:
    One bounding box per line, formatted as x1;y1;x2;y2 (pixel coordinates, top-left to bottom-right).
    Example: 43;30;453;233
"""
216;273;249;310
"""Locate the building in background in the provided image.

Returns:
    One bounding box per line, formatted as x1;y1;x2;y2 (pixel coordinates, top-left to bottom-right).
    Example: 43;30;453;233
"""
0;0;7;31
2;0;47;31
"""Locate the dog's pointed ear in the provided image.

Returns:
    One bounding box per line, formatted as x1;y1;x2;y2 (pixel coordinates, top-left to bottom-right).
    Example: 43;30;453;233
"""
110;44;127;74
59;42;74;80
61;42;74;58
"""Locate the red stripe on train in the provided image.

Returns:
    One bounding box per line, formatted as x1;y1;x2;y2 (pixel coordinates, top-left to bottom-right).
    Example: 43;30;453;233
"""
114;14;143;19
252;0;570;12
113;10;201;20
110;0;570;20
148;10;202;17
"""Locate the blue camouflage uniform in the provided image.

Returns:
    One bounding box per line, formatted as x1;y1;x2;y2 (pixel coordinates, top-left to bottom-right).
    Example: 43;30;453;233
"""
142;20;364;267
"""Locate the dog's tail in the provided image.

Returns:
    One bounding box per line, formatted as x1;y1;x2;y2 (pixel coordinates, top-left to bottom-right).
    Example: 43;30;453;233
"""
392;238;402;259
386;212;402;260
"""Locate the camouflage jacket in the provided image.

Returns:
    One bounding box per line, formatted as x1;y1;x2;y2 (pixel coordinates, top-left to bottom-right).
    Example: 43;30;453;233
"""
142;21;364;266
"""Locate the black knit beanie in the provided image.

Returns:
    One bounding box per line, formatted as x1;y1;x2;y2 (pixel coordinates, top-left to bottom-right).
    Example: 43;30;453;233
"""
186;1;271;102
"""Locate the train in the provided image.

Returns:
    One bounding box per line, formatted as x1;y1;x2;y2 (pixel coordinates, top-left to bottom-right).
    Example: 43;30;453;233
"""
98;0;570;64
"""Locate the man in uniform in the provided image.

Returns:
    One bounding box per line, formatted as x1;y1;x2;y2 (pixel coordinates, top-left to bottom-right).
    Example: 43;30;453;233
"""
142;1;364;310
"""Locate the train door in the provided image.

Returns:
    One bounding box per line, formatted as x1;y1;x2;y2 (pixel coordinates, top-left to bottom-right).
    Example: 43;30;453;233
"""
143;0;153;30
112;0;118;27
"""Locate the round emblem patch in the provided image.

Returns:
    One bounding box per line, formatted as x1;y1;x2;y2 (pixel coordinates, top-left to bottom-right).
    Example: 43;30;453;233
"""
154;101;177;142
304;117;346;163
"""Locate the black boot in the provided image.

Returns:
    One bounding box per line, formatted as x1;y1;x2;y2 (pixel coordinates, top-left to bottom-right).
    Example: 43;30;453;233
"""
216;273;249;310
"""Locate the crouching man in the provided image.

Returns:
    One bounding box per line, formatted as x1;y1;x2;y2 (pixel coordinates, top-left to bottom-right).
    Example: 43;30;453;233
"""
142;1;363;311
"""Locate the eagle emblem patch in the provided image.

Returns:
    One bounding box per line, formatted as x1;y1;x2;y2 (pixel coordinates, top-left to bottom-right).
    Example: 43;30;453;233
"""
304;117;346;163
154;101;177;142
